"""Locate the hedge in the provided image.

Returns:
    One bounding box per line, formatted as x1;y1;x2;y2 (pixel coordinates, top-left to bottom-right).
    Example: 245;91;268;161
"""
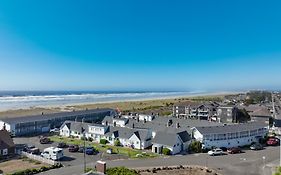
7;163;63;175
162;148;171;155
100;139;108;145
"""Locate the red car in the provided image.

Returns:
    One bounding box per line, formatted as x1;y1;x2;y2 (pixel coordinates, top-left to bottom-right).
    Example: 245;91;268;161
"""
267;138;279;146
68;145;79;152
227;147;242;154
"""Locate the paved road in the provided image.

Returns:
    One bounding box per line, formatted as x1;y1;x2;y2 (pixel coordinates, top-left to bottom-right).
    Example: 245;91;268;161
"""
40;146;280;175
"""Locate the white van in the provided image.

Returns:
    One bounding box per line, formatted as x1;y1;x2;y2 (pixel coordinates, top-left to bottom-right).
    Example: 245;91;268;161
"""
41;147;64;160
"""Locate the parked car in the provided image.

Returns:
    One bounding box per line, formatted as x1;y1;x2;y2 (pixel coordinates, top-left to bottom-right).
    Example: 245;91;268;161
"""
106;148;113;154
40;137;50;144
23;145;35;152
57;142;68;148
208;148;223;156
78;146;85;153
29;148;40;155
85;147;95;155
227;147;242;154
68;145;79;152
250;143;263;150
50;128;60;133
266;138;279;146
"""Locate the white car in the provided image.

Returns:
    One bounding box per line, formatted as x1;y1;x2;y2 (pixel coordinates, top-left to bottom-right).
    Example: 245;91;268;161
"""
208;148;223;156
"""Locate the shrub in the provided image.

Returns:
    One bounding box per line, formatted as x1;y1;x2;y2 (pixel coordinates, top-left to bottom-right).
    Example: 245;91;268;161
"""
85;167;95;173
188;141;202;153
100;139;108;145
80;136;87;141
162;148;171;155
114;139;121;146
106;167;139;175
88;137;93;142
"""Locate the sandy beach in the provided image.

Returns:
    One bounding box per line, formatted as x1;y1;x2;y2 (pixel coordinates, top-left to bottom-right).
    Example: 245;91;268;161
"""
0;91;239;119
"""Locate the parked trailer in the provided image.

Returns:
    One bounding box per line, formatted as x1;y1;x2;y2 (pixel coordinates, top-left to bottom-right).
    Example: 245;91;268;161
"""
41;147;64;161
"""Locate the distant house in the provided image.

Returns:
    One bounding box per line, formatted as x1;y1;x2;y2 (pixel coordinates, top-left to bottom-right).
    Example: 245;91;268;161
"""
173;102;218;120
0;129;15;156
192;122;268;149
244;104;272;124
152;131;191;155
216;105;239;123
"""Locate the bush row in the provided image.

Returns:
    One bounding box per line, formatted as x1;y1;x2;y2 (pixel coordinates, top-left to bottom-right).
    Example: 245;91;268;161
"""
7;163;63;175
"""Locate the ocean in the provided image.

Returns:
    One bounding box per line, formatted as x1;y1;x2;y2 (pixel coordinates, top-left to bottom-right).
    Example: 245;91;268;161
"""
0;90;205;111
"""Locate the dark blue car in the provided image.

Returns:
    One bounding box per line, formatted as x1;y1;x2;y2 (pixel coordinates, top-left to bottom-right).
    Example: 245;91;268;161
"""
85;147;95;155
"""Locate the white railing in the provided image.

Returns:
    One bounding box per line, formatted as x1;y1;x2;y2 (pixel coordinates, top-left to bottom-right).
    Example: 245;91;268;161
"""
21;151;57;165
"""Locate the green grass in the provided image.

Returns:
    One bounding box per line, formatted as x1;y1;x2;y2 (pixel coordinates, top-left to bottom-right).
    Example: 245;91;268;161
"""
49;136;158;159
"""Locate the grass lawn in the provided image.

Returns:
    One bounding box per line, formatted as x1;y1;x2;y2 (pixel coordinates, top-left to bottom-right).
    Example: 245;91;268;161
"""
0;157;48;174
49;136;158;159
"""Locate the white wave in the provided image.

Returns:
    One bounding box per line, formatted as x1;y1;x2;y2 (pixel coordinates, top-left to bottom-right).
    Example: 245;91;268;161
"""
0;92;187;103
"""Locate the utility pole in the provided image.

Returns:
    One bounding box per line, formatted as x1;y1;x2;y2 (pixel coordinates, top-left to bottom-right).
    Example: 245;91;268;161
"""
82;126;86;173
272;92;276;119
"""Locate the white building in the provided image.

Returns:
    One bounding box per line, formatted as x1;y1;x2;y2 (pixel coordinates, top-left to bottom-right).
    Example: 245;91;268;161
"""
151;131;191;155
192;122;268;149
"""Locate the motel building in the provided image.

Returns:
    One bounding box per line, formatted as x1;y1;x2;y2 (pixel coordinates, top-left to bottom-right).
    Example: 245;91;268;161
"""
192;122;268;149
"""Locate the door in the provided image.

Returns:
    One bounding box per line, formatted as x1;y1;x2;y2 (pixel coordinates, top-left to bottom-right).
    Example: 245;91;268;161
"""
3;149;8;155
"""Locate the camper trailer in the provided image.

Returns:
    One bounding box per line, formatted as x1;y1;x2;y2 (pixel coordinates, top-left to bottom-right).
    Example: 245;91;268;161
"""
41;147;64;161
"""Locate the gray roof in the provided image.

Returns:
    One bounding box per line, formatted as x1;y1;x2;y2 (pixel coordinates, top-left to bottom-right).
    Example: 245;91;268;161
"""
126;116;223;134
102;115;113;124
104;126;150;141
0;108;114;124
177;131;191;143
152;132;181;147
61;121;89;133
134;129;150;141
105;126;134;139
195;122;268;135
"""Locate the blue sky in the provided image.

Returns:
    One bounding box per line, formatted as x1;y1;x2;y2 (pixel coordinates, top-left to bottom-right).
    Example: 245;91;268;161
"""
0;0;281;91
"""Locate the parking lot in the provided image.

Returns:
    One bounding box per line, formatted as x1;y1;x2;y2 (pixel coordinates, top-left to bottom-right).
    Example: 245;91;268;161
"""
14;135;128;167
14;134;281;175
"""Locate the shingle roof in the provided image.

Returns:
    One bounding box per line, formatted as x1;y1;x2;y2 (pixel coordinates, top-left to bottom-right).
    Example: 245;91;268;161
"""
177;131;191;143
0;129;15;149
126;116;223;134
152;132;181;147
195;122;267;135
61;120;105;133
0;108;114;124
250;108;272;117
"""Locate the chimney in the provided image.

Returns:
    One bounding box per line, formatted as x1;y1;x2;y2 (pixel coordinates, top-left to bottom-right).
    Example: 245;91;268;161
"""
96;161;106;174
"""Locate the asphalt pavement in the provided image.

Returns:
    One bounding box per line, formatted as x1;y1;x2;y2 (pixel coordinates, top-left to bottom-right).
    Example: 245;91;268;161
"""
39;146;280;175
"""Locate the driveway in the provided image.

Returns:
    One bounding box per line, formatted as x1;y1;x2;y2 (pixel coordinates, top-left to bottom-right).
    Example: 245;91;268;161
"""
38;145;280;175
